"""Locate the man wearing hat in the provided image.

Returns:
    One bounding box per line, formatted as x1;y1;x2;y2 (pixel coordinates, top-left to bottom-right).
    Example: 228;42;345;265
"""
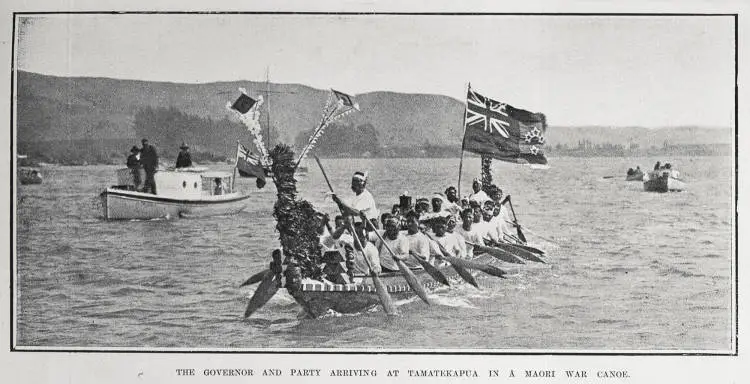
175;142;193;169
140;138;159;194
332;171;380;229
126;146;142;190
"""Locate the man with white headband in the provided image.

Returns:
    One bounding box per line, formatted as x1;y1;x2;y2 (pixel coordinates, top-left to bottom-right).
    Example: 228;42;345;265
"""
332;171;380;229
468;178;490;205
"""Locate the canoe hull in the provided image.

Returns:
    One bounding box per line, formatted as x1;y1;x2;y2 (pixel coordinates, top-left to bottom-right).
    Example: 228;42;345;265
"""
286;255;494;318
100;188;250;220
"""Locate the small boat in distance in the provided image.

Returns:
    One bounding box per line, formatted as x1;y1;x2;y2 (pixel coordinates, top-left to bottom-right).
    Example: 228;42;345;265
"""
18;168;43;185
643;168;686;192
100;167;251;220
625;167;644;181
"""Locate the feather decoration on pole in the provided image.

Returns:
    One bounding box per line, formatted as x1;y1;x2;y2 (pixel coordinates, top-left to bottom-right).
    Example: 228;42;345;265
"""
294;89;360;168
227;88;271;166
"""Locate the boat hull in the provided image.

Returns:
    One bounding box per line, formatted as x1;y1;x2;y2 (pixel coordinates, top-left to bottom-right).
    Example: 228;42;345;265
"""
286;254;495;318
18;168;43;185
101;188;250;220
643;173;686;192
625;172;643;181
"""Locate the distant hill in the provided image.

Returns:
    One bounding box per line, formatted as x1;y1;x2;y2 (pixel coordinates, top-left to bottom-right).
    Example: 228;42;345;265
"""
16;71;732;163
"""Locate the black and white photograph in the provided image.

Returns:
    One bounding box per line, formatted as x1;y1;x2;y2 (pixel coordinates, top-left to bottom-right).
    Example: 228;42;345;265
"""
3;3;744;383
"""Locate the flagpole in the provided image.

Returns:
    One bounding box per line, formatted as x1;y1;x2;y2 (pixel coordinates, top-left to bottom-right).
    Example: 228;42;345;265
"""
232;140;239;192
457;82;470;200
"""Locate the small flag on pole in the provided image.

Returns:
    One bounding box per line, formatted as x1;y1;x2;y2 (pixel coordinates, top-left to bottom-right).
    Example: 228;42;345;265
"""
230;93;258;114
236;142;267;180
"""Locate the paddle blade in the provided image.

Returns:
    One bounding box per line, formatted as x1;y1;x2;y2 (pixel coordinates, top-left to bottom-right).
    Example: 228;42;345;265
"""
510;242;544;256
448;256;507;279
240;269;269;287
491;242;546;264
412;254;450;287
515;224;528;243
243;272;279;318
442;256;479;288
395;259;434;305
469;242;524;264
370;271;397;316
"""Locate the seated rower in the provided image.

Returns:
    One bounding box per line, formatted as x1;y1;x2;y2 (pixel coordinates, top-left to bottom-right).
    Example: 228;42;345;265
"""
473;202;501;244
445;215;467;258
349;221;381;275
372;214;410;272
468;178;491;206
429;216;466;259
403;210;432;267
454;208;484;258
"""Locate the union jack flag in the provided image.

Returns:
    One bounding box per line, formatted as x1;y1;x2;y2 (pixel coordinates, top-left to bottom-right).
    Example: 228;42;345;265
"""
465;88;511;138
463;86;548;165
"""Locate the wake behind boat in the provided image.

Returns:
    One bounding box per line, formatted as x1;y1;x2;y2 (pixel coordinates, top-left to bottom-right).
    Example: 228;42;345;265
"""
100;166;250;220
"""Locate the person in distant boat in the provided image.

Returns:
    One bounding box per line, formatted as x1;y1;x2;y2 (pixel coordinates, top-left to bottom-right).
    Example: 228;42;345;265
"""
654;161;661;171
126;146;142;190
140;138;159;194
175;142;193;168
213;178;226;195
627;168;634;176
332;171;380;229
468;178;490;205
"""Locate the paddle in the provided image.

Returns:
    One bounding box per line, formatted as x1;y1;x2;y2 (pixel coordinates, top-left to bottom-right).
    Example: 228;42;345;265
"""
485;239;545;264
502;239;546;256
425;231;507;280
314;155;398;314
365;219;435;305
465;241;524;264
243;251;282;318
348;221;397;316
409;251;450;287
240;270;268;287
602;175;616;179
506;196;528;244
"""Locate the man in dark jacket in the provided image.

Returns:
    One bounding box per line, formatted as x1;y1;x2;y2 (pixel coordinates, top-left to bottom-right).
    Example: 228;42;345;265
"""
140;138;159;194
126;146;141;190
175;142;193;168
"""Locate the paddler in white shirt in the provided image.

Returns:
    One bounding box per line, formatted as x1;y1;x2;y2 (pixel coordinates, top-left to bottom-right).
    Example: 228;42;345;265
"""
349;221;381;275
468;178;491;206
372;214;410;272
429;216;466;259
403;210;433;267
331;171;380;229
454;208;485;258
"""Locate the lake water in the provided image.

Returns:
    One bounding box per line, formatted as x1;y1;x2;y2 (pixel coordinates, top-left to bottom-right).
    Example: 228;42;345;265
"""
14;156;734;351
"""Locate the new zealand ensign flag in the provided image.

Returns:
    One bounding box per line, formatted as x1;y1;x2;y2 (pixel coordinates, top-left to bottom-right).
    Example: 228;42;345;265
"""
463;87;548;165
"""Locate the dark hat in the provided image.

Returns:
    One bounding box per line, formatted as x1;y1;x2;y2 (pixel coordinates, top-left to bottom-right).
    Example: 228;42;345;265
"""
180;142;189;149
130;146;140;153
141;138;148;143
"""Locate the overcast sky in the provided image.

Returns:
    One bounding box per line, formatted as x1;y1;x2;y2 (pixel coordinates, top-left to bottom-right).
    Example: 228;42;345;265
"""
16;13;735;127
